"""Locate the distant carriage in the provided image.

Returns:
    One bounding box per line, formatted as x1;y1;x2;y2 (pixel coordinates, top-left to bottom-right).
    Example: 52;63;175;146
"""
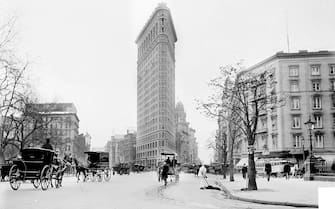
112;163;131;175
83;151;111;182
132;164;145;173
8;148;67;190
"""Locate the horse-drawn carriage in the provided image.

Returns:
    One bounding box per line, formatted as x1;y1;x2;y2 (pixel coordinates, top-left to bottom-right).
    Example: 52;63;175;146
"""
8;148;67;190
112;163;130;175
158;152;180;185
81;151;111;182
132;164;145;173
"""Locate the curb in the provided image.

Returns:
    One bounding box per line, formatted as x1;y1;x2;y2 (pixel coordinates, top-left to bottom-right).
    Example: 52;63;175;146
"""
214;180;318;208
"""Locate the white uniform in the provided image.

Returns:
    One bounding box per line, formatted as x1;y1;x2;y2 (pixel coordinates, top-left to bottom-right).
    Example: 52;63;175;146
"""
198;165;207;188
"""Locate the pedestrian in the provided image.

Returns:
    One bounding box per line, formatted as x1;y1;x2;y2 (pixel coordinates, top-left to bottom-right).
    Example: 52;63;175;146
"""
283;162;291;180
165;157;171;166
242;164;247;179
161;162;169;186
171;156;177;167
41;138;53;150
264;161;272;181
292;164;298;178
196;165;200;176
198;163;208;189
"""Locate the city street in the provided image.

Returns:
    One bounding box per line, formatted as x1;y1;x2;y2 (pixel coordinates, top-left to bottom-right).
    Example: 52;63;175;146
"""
0;172;309;209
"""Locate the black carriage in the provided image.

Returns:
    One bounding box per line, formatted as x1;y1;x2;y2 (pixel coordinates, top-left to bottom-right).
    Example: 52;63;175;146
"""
8;148;65;190
84;151;111;182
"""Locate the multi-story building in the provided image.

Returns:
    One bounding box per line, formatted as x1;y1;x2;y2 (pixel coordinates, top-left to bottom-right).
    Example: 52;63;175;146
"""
28;103;79;157
175;102;199;164
135;3;177;167
105;130;136;167
236;50;335;168
73;133;90;163
106;134;124;167
84;133;92;151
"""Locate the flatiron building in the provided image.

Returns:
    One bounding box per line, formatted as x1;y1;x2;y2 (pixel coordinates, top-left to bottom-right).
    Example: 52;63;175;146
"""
135;3;177;167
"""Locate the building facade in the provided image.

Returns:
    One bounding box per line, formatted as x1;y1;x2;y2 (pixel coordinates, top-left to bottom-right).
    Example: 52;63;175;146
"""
73;133;90;163
28;103;79;157
135;3;177;167
105;130;136;167
236;50;335;168
175;102;199;164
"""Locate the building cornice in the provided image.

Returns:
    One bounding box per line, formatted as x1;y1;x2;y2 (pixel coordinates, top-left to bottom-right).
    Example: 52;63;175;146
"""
246;50;335;72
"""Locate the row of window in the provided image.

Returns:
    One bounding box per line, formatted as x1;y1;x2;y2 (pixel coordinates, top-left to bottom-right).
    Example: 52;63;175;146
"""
292;115;324;129
293;134;324;148
136;150;159;158
289;64;335;77
290;94;335;110
47;129;72;137
137;140;168;152
289;80;335;92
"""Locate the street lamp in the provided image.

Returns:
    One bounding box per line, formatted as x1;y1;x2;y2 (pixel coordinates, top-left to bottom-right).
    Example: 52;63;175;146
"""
303;116;315;181
301;136;305;162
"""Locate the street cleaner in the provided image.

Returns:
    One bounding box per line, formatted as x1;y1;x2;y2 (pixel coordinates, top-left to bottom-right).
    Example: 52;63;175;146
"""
198;163;220;190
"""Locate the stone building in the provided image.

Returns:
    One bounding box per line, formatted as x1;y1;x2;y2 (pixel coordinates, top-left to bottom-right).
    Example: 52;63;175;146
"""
235;50;335;168
105;130;136;167
28;103;79;157
73;133;90;163
84;133;91;151
135;3;177;167
175;102;199;164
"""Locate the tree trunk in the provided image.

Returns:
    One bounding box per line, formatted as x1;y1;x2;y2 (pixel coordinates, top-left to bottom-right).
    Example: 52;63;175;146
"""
247;152;257;190
229;141;235;182
222;151;227;179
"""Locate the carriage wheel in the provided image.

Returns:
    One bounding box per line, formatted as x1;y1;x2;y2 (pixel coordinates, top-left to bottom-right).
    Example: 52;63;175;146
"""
33;179;40;188
9;165;21;190
40;165;51;191
104;169;111;181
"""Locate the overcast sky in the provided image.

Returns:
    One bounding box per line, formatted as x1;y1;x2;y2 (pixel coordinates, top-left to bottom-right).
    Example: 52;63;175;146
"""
1;0;335;163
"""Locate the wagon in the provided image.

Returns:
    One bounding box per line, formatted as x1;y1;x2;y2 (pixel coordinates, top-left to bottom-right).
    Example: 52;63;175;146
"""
84;151;111;182
8;148;66;190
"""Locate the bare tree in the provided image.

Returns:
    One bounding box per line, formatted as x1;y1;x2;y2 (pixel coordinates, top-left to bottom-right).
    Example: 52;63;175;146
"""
0;17;53;162
199;62;283;190
0;17;26;163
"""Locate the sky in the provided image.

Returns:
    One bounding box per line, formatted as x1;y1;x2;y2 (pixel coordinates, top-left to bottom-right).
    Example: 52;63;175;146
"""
1;0;335;163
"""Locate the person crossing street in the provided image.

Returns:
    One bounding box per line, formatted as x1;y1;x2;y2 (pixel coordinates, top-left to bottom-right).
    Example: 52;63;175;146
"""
198;163;207;189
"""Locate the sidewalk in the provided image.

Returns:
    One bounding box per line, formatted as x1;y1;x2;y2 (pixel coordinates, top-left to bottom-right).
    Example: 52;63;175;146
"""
211;174;335;208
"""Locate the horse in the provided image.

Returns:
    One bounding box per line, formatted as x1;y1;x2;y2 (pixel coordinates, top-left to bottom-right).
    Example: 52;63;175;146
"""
73;158;88;182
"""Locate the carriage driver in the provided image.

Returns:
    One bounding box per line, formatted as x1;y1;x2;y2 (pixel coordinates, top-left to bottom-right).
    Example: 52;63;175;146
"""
41;138;53;150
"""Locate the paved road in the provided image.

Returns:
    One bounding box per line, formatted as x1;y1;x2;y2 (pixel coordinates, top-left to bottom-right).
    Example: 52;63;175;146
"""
0;172;307;209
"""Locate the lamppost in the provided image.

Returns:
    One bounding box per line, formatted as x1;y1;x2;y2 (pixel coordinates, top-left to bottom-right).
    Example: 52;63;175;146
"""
304;116;315;181
301;136;305;162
